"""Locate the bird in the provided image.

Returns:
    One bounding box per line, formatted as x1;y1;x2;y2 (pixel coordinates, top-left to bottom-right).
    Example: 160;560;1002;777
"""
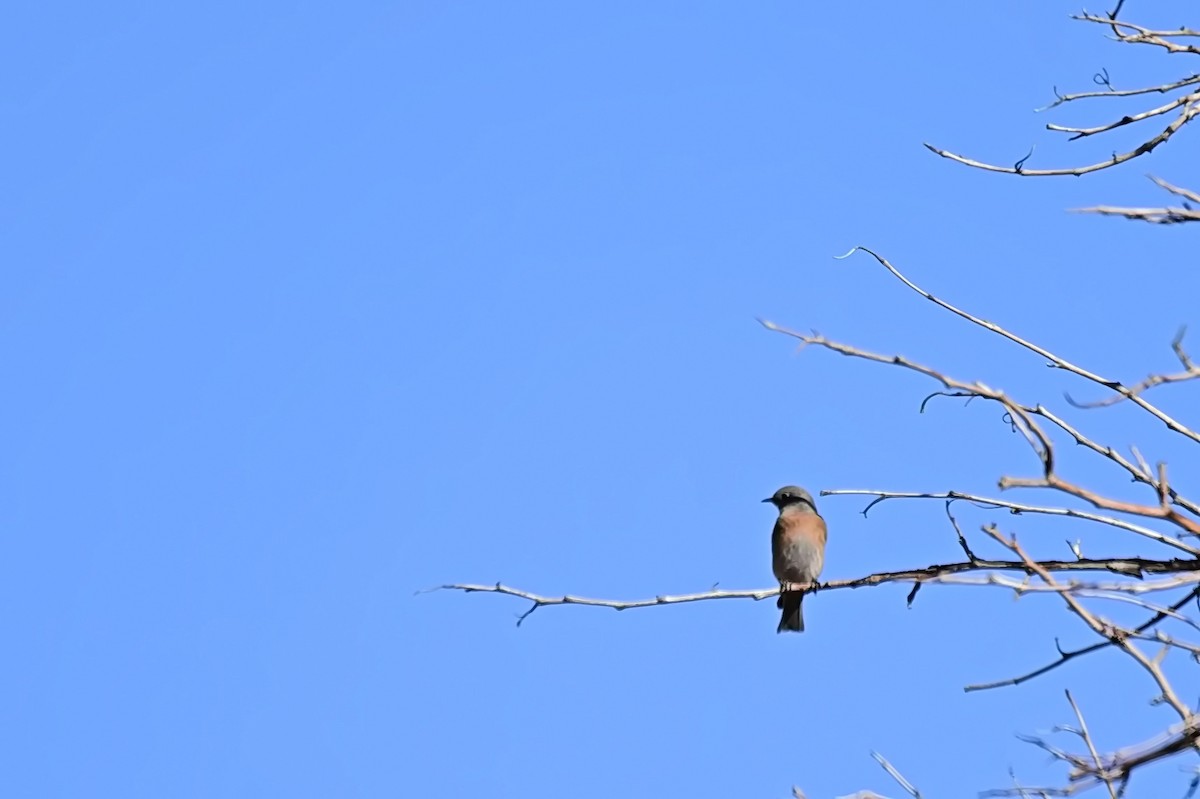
763;485;827;633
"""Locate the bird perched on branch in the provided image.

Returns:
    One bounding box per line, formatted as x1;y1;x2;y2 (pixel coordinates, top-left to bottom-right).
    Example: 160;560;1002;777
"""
764;485;826;633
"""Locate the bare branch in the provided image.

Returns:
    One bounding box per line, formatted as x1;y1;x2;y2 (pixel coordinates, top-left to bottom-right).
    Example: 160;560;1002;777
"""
1047;93;1195;140
761;256;1200;535
432;582;779;626
1037;73;1200;111
984;526;1200;754
1076;176;1200;225
929;11;1200;178
1076;203;1200;224
823;488;1200;555
924;98;1199;177
965;587;1200;692
929;571;1200;595
837;246;1200;446
871;752;923;799
759;316;1057;470
1027;405;1200;519
1076;14;1200;55
997;473;1200;536
1065;324;1200;404
438;556;1200;626
1065;690;1119;799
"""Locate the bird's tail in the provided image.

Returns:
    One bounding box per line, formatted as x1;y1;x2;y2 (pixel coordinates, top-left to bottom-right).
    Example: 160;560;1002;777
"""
777;592;804;633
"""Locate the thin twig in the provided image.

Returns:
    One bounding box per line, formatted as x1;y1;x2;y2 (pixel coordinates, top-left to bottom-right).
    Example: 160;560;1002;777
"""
964;587;1200;692
871;752;923;799
823;488;1200;555
1066;690;1119;799
840;247;1200;445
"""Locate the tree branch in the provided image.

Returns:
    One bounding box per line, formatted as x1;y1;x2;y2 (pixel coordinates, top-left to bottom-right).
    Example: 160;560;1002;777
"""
927;11;1200;177
1075;176;1200;225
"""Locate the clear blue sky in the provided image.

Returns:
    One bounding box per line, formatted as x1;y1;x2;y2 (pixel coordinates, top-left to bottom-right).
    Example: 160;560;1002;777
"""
6;2;1199;797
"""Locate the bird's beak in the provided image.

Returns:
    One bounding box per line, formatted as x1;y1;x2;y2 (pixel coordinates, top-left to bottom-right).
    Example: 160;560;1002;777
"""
761;497;773;503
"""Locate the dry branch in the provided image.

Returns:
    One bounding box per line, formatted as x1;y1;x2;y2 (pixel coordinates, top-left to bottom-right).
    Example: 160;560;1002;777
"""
926;10;1200;179
1076;176;1200;224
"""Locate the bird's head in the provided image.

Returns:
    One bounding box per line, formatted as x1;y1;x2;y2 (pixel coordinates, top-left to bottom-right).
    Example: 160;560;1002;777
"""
762;485;817;512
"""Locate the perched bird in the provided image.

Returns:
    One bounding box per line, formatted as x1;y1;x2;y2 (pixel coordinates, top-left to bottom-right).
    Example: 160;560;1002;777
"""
763;485;827;633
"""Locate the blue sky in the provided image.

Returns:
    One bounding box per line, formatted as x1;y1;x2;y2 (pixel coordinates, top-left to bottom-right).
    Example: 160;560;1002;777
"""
5;2;1199;797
